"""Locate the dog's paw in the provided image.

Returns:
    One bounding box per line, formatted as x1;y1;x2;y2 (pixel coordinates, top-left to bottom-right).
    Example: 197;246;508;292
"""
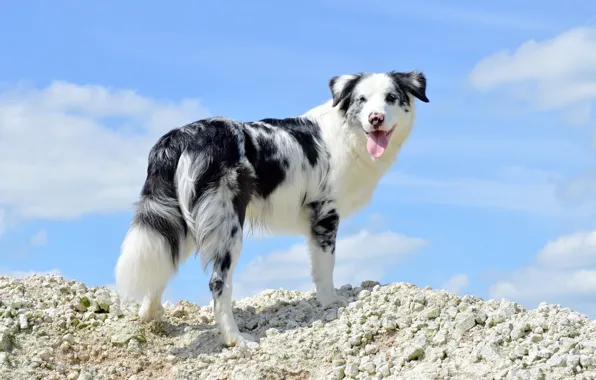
138;302;164;323
224;332;260;349
316;290;348;309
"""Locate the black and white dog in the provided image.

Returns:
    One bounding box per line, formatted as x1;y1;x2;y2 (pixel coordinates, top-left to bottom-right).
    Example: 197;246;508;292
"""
115;70;429;347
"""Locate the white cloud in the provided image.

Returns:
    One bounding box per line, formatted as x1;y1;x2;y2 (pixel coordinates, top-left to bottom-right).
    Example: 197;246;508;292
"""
489;230;596;317
536;230;596;269
0;81;208;220
0;268;62;278
469;27;596;111
232;230;428;299
28;230;48;247
441;274;469;295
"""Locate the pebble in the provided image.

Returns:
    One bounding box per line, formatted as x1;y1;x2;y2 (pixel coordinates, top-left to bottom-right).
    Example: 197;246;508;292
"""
456;313;477;332
18;315;28;330
77;372;93;380
426;307;441;319
547;354;566;367
345;363;359;377
0;329;13;352
405;346;425;361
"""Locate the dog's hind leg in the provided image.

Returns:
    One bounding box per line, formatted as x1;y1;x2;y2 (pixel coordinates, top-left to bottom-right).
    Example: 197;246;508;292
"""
306;199;344;308
138;233;196;322
208;226;257;347
187;164;256;348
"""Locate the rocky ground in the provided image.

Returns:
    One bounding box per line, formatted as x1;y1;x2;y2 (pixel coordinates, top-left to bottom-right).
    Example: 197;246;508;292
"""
1;274;596;380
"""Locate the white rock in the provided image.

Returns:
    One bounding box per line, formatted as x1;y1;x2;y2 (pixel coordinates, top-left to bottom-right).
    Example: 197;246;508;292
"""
77;372;93;380
455;313;476;332
18;314;28;330
546;354;566;367
405;346;425;361
0;329;13;352
426;307;440;319
344;363;359;377
480;343;502;361
63;334;75;345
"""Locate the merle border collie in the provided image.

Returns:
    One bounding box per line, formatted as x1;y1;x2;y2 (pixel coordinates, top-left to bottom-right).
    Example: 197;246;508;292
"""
115;70;429;347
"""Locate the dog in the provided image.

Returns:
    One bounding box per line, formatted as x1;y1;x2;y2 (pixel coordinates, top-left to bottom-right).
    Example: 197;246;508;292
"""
115;70;429;347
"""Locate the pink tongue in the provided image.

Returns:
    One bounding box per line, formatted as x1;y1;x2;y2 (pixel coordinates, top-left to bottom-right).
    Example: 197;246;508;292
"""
367;131;388;158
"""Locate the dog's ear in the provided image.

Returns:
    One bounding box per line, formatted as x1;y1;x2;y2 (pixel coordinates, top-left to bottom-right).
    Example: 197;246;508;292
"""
390;70;429;103
329;74;361;108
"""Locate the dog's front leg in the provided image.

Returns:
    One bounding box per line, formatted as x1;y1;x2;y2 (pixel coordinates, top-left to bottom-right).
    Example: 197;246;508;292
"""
306;199;346;308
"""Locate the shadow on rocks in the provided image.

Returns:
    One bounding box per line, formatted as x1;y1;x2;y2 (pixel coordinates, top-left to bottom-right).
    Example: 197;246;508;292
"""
161;281;376;358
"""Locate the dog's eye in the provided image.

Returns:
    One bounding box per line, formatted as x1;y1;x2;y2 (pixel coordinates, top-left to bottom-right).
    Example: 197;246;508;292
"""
385;93;397;103
358;96;367;102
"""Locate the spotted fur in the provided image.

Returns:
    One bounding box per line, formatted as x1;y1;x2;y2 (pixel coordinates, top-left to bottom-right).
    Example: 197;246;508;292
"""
115;70;429;347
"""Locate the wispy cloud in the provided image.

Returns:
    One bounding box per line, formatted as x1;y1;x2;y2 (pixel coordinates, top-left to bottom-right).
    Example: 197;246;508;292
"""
0;209;5;239
2;229;50;258
405;136;590;166
382;167;570;216
29;230;48;247
325;0;557;32
441;274;470;295
399;2;556;31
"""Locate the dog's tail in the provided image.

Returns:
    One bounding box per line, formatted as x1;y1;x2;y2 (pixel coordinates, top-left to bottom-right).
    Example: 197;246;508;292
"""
115;128;191;301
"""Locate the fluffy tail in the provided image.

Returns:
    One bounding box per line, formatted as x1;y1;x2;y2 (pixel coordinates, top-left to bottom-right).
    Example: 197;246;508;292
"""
115;129;190;300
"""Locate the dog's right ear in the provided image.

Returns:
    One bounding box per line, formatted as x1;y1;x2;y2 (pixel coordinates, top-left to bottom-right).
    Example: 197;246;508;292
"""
329;74;361;108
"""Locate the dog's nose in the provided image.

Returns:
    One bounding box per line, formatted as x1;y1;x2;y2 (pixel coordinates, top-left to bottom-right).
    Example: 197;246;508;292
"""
368;112;385;128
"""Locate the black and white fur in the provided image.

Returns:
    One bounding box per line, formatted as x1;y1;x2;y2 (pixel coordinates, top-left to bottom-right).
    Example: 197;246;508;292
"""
115;70;429;347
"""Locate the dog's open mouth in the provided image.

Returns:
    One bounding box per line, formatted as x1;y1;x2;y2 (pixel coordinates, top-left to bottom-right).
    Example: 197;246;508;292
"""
366;125;396;158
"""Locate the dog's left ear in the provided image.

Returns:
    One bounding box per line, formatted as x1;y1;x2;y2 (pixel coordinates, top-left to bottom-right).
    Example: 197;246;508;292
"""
390;70;429;103
329;74;361;108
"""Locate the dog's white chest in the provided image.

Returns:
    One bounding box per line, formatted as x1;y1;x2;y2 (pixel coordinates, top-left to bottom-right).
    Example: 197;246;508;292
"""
334;161;383;219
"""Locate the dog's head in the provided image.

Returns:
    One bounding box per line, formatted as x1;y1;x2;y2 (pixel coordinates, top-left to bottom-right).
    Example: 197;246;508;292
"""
329;71;429;159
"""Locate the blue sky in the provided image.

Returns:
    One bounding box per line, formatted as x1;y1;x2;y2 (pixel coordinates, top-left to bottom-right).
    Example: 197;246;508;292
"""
2;1;596;317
